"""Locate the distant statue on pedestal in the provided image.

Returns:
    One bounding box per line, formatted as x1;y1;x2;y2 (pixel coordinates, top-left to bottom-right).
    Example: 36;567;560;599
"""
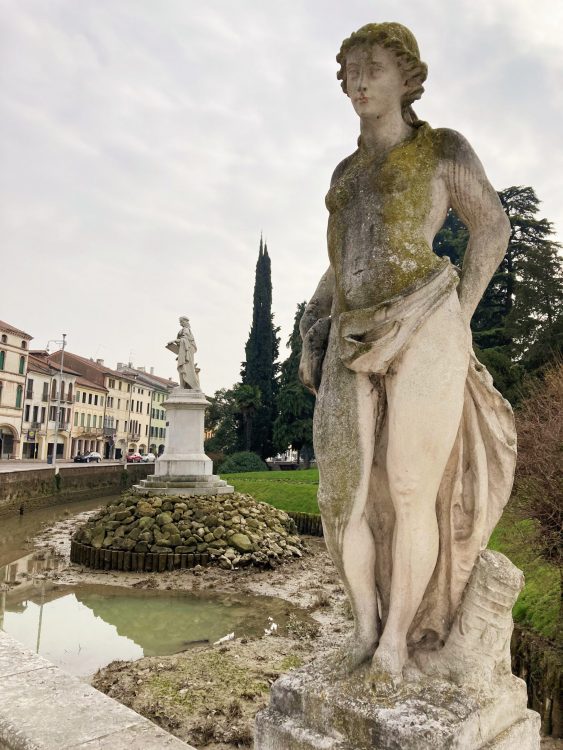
166;316;201;390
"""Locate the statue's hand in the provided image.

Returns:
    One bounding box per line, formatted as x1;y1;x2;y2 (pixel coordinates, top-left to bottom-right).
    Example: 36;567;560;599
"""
299;317;331;395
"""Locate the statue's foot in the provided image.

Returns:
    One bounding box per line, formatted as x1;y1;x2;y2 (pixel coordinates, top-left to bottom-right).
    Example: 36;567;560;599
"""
317;634;378;678
370;641;408;687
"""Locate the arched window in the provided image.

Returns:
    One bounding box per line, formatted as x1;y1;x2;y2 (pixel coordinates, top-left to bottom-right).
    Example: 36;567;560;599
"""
19;355;25;374
51;380;57;399
21;341;27;349
16;385;23;409
67;383;73;402
0;350;4;370
0;334;6;344
60;381;65;401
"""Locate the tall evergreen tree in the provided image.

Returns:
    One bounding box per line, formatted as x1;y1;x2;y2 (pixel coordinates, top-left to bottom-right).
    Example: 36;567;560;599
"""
273;302;315;463
240;237;280;458
433;186;562;401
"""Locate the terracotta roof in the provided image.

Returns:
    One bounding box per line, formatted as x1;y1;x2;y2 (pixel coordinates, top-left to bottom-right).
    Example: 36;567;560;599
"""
0;320;33;340
49;350;135;386
27;352;82;378
27;354;52;375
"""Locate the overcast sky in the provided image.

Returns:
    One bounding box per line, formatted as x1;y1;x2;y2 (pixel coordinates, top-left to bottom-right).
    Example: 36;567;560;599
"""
2;0;562;394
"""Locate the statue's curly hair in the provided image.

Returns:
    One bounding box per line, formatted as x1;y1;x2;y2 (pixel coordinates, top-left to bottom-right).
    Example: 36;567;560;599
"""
336;22;428;126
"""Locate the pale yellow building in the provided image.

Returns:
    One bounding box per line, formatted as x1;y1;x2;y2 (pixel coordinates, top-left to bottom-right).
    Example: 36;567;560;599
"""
71;376;107;456
21;353;77;460
0;320;32;460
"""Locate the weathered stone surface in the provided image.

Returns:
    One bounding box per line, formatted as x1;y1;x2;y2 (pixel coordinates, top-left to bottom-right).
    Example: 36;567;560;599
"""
0;631;194;749
256;659;538;750
73;492;306;570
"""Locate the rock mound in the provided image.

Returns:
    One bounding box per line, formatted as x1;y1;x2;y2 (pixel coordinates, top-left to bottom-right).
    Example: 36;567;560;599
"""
73;492;306;569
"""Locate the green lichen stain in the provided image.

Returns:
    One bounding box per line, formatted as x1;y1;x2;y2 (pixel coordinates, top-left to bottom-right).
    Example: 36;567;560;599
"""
326;122;441;311
378;123;440;296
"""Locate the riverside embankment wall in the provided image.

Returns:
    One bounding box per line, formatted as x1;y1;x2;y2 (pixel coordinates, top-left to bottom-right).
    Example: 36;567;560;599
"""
0;464;154;517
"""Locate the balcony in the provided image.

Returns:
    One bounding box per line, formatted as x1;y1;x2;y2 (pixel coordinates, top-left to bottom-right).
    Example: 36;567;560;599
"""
74;426;103;437
103;427;117;437
128;431;141;441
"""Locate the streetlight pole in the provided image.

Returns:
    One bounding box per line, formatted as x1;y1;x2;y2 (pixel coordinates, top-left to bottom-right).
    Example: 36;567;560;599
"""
47;334;66;474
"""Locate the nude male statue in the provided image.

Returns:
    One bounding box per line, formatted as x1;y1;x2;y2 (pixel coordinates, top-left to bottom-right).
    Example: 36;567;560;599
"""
299;22;516;681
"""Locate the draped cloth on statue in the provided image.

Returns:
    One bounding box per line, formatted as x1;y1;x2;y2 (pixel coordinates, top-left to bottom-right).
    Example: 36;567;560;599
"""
337;259;517;649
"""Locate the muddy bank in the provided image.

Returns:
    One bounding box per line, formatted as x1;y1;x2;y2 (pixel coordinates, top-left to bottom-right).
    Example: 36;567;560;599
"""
8;507;560;749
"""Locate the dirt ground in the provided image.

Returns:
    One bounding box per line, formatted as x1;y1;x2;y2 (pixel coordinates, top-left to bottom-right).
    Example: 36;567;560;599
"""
26;509;561;750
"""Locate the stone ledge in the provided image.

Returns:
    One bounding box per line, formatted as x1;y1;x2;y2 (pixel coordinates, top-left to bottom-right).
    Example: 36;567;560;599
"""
0;632;194;750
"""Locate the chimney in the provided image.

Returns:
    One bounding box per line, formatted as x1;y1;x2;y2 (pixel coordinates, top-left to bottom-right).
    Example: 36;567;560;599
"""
96;359;104;366
138;366;146;373
117;362;124;370
150;367;154;375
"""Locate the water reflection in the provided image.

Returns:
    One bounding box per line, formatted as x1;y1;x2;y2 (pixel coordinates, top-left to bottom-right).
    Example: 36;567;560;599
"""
1;552;300;678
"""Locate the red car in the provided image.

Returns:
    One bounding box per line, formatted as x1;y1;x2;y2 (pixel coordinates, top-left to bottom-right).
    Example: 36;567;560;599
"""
126;452;142;463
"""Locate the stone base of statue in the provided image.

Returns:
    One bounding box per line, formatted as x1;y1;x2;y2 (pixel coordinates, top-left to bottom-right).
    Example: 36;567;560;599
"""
133;387;233;497
255;668;539;750
255;552;541;749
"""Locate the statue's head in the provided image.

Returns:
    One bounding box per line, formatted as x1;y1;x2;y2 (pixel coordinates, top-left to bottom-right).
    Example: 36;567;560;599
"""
336;22;427;126
179;316;190;326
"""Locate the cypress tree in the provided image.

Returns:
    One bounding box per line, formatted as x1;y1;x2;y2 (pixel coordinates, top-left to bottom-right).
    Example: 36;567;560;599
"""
240;237;280;458
273;302;315;464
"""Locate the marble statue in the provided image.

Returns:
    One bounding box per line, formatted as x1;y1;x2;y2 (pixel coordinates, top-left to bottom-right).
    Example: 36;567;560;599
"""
299;22;517;682
166;316;201;390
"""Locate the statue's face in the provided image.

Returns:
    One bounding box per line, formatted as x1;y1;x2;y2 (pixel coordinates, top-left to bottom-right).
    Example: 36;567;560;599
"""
179;317;189;326
345;44;406;120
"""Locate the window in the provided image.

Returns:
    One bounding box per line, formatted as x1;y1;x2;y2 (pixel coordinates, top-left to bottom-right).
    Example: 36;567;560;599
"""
0;334;6;343
146;402;150;415
75;390;80;402
67;383;73;401
26;378;33;398
60;381;65;400
49;406;56;420
82;392;86;403
19;356;25;374
0;350;5;370
16;385;23;408
24;405;30;421
21;340;27;349
51;380;57;399
74;412;78;426
118;381;122;390
81;413;85;426
32;405;38;422
124;420;127;431
87;414;91;428
145;425;148;436
108;378;115;388
116;420;119;430
127;384;131;393
94;395;98;405
88;394;92;404
42;382;49;401
40;407;46;423
117;399;121;409
100;397;104;406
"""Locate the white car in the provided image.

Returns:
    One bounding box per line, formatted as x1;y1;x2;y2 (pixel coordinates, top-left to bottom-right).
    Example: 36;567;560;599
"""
141;452;156;463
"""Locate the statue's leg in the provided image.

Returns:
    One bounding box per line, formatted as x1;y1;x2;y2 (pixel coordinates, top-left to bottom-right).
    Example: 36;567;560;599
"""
314;343;381;672
372;293;470;679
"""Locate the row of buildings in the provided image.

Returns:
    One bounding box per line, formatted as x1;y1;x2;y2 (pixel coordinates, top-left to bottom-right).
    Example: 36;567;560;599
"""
0;319;177;461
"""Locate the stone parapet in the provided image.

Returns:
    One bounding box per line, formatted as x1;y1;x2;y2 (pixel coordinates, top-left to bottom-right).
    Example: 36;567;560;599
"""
0;631;194;750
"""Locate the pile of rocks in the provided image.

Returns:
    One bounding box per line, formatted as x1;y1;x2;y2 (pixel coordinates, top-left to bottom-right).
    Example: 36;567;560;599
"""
73;492;306;569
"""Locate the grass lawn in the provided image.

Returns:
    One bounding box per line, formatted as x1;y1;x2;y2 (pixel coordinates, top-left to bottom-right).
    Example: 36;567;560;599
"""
223;468;559;641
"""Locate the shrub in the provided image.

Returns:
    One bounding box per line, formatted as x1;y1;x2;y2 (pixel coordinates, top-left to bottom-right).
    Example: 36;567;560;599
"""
217;451;268;474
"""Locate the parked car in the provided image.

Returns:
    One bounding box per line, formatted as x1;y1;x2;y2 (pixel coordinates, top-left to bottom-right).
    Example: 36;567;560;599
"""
74;451;102;463
141;452;156;463
126;452;142;463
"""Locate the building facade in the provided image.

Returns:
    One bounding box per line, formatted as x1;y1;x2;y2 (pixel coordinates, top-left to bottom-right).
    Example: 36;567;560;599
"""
0;320;32;459
21;353;77;460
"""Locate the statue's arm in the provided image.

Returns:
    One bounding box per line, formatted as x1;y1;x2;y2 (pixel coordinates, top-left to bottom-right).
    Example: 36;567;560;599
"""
299;266;335;339
443;131;511;326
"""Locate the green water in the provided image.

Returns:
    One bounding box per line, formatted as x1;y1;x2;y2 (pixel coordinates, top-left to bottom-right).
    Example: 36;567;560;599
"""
1;580;297;677
0;497;305;678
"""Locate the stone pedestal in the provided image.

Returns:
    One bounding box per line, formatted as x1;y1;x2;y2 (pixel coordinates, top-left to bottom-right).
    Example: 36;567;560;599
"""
255;664;540;750
133;388;233;497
